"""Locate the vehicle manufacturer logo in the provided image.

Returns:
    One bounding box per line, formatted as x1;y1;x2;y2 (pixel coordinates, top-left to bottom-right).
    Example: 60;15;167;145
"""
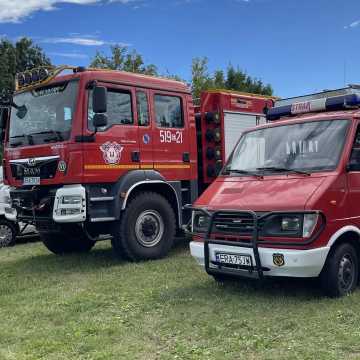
273;253;285;267
100;141;124;165
27;158;37;167
58;161;67;172
143;134;150;144
23;167;40;176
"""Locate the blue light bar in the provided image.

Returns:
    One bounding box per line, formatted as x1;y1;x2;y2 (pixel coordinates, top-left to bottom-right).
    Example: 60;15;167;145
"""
267;93;360;121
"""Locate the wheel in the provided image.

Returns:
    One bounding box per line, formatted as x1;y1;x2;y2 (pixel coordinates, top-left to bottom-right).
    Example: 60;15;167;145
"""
320;243;358;297
40;224;96;255
111;192;176;261
0;219;18;248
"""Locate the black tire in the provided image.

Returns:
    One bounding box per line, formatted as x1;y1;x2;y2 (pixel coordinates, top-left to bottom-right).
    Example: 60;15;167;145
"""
0;219;18;248
111;192;176;261
40;225;96;255
320;243;358;297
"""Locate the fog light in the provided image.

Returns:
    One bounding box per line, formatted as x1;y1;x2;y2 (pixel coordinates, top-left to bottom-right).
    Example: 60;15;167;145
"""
61;195;82;205
31;70;40;82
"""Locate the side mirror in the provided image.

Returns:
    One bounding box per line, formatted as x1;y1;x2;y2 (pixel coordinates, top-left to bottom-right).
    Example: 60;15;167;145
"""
92;86;107;114
93;113;108;128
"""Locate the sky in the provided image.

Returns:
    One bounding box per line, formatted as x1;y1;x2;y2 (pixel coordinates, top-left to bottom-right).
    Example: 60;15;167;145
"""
0;0;359;97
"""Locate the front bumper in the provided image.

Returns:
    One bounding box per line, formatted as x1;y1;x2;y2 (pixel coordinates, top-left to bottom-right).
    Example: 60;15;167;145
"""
190;241;330;278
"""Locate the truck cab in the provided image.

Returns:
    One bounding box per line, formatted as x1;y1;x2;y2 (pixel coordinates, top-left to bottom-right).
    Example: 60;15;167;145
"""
3;66;198;259
190;86;360;296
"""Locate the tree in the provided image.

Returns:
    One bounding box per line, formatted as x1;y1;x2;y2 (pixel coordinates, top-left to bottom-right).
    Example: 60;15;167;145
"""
90;45;158;76
191;57;273;99
0;37;51;93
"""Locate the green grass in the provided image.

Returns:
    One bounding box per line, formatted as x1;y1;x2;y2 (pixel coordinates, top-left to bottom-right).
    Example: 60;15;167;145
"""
1;240;360;360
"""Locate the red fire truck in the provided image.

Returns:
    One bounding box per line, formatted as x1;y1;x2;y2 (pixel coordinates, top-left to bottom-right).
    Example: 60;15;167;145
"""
189;86;360;297
1;66;274;260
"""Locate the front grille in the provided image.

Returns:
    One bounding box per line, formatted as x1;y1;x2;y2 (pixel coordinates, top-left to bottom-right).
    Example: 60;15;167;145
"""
211;212;256;235
10;156;59;181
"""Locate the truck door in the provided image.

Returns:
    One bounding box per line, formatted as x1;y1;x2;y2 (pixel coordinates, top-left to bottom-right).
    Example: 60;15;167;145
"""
347;123;360;222
150;91;191;180
136;89;153;168
84;84;139;181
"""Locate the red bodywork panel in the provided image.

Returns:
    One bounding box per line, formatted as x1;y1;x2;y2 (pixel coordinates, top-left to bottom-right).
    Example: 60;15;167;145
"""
193;110;360;250
198;90;275;184
4;71;198;186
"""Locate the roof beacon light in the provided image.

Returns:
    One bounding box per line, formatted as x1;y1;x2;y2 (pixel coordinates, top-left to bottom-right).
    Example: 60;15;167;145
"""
267;93;360;121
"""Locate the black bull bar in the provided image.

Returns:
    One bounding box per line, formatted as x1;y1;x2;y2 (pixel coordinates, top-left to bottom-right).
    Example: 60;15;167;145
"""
189;208;326;279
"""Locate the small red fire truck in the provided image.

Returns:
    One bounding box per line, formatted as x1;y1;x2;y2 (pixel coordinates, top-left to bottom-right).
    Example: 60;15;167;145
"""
1;66;274;260
190;85;360;296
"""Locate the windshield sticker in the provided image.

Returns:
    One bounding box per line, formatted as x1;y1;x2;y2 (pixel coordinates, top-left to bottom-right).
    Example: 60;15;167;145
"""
100;141;124;165
33;84;66;98
286;140;319;155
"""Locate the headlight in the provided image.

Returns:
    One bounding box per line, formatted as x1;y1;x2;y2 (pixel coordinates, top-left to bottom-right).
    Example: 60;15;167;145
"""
281;216;301;232
303;213;318;238
192;210;210;233
60;195;82;205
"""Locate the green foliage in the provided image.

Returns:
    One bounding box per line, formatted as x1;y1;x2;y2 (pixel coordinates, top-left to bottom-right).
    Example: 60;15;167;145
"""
0;37;51;93
191;57;273;100
90;44;158;76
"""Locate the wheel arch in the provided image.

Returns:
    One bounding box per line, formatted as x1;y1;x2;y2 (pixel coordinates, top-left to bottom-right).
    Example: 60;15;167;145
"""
327;226;360;259
116;170;181;228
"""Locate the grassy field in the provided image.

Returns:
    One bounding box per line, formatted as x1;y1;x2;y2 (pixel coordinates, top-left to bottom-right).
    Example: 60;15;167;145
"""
1;240;360;360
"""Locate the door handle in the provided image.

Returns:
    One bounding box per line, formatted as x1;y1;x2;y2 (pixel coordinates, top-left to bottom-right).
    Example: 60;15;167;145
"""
132;151;140;162
183;152;190;163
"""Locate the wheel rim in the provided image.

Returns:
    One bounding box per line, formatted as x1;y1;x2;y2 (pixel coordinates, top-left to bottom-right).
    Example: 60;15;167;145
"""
0;225;13;247
135;210;164;248
338;253;356;293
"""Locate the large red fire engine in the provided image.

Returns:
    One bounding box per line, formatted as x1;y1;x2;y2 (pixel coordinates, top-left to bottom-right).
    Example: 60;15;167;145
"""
1;66;274;261
190;85;360;297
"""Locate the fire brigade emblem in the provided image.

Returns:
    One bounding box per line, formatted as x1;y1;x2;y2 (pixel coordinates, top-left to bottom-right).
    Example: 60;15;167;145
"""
273;253;285;267
100;141;124;165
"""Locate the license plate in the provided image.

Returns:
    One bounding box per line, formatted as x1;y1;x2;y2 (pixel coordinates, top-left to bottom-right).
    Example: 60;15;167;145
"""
216;253;252;267
23;177;40;185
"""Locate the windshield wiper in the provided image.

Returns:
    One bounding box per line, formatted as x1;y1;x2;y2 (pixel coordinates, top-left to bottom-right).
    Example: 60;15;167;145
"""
29;130;63;142
226;169;264;179
256;167;310;176
10;134;33;146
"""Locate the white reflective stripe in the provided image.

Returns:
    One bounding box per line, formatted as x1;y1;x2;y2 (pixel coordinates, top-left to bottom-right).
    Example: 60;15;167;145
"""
9;155;60;164
327;225;360;247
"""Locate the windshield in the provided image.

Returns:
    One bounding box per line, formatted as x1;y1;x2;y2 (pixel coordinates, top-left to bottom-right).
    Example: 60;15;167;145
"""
226;119;349;175
9;81;78;146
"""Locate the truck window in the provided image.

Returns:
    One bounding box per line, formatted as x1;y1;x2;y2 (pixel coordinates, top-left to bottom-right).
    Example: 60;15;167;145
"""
88;89;133;130
136;91;150;126
154;95;183;128
349;125;360;167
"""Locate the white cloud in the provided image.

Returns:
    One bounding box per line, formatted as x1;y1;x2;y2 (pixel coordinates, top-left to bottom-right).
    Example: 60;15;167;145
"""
344;19;360;29
0;0;138;23
42;36;108;46
48;51;89;58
